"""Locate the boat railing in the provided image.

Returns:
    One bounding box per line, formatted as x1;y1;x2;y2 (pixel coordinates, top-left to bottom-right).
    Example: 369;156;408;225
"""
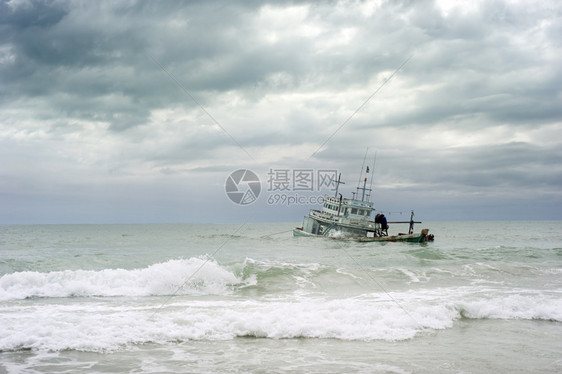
310;210;381;230
309;210;334;221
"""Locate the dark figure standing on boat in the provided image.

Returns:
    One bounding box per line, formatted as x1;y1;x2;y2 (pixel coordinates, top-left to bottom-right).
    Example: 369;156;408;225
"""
375;214;389;236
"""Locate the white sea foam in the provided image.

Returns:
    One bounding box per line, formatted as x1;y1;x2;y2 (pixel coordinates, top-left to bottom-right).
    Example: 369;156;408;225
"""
458;292;562;321
0;258;240;301
0;297;441;351
327;230;345;238
396;268;428;283
1;287;560;352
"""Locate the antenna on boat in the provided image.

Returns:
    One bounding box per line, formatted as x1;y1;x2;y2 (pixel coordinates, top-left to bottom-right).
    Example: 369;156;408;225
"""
334;173;345;197
356;148;369;190
356;148;372;202
357;175;371;202
367;152;377;201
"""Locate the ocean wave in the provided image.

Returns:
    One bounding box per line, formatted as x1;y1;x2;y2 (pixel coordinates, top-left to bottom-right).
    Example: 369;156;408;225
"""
235;258;372;297
0;257;360;301
457;292;562;321
239;258;324;286
0;297;450;352
1;290;560;352
0;257;241;300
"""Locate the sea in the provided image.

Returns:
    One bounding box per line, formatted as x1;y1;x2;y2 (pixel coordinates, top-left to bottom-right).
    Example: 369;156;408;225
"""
0;221;561;373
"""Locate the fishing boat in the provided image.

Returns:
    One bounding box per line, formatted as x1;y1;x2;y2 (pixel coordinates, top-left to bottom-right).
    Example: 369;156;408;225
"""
293;166;434;243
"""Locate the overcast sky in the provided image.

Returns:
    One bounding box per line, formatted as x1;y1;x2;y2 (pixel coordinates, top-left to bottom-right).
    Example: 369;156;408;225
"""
1;0;561;224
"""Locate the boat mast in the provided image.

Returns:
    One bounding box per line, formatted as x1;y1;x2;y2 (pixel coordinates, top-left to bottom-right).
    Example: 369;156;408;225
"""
355;148;371;202
368;152;377;201
356;177;371;202
333;173;345;197
356;148;369;191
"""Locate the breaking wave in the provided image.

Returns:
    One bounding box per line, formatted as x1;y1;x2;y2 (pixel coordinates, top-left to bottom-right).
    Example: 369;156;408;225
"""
1;257;560;352
0;258;241;300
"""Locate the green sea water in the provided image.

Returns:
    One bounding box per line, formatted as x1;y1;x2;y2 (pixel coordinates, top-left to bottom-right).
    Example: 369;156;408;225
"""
1;221;561;373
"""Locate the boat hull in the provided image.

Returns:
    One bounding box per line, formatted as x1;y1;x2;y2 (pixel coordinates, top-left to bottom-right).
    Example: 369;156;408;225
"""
356;229;430;243
293;227;319;237
293;227;432;243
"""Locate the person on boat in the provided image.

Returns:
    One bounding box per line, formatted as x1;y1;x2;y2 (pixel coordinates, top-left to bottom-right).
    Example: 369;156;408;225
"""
380;214;388;236
375;214;389;236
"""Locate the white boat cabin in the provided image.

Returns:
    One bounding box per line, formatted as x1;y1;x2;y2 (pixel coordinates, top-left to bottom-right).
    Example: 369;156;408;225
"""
321;196;374;221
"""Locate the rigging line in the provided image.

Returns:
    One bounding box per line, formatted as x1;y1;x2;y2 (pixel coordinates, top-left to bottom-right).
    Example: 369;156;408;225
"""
259;229;293;238
147;53;254;161
377;209;412;215
308;54;413;160
335;241;421;327
148;221;249;321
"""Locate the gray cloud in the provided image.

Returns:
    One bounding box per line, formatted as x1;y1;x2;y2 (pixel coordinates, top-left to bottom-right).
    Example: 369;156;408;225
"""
1;0;560;223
